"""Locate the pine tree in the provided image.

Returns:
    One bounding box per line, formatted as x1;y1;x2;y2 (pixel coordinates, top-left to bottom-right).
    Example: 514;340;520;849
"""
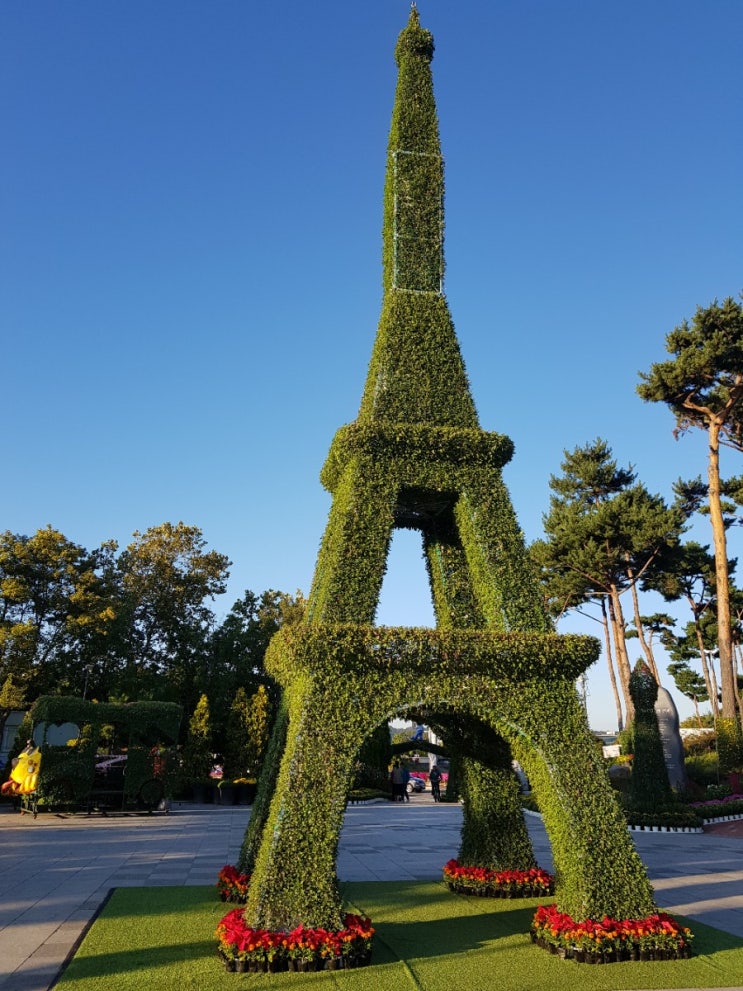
182;693;212;784
244;684;271;775
225;684;272;778
638;296;743;752
534;439;684;726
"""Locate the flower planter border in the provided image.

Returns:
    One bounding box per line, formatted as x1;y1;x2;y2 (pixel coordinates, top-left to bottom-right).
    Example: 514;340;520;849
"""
218;949;373;973
216;909;374;974
215;877;374;975
628;823;704;833
443;860;555;899
530;903;694;964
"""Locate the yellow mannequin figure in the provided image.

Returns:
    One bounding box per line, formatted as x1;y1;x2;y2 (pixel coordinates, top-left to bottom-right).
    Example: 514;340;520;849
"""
2;741;41;796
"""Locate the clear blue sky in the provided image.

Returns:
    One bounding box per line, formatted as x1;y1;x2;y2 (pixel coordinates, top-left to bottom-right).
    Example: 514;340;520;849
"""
2;1;741;731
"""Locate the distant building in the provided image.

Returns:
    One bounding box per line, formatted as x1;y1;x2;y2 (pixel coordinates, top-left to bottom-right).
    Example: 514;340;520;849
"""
1;710;26;765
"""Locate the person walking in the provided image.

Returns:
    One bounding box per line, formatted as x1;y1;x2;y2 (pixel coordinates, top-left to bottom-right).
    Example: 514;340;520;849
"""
429;763;442;802
390;762;405;802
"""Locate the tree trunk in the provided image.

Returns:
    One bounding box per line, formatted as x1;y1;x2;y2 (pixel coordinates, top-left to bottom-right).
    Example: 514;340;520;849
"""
607;586;634;723
600;596;624;731
710;653;721;714
707;420;739;721
698;636;719;718
627;566;661;683
735;643;743;716
688;597;719;718
692;695;703;728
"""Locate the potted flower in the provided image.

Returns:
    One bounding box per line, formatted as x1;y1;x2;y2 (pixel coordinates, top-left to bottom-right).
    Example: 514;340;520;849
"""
342;914;374;967
283;926;320;972
216;864;250;903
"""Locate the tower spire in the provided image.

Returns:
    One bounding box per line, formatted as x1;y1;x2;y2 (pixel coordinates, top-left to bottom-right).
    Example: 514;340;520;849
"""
386;5;440;294
356;9;478;428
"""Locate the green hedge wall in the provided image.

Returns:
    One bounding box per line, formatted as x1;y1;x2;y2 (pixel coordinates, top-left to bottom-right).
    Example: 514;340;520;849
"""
30;696;181;804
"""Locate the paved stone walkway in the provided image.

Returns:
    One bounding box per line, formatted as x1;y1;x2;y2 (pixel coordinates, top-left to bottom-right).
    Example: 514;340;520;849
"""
0;797;741;990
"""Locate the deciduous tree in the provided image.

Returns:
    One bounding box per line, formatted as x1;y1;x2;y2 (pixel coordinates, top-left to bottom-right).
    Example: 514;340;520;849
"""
115;522;230;706
0;527;117;699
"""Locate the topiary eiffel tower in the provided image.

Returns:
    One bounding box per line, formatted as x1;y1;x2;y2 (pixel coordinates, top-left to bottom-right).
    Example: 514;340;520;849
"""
242;7;656;933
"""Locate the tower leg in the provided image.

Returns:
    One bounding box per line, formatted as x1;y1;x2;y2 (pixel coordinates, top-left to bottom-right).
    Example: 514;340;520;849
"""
510;681;657;920
308;465;397;624
458;755;536;870
244;685;358;931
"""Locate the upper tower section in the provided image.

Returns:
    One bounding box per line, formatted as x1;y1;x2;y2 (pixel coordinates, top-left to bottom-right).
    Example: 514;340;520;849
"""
384;6;442;294
356;7;479;428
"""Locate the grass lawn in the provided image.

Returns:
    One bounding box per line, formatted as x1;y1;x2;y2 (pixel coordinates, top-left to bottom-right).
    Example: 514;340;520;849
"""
56;881;743;991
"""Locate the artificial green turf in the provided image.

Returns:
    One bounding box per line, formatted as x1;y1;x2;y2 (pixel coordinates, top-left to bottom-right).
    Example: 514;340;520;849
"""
56;882;743;991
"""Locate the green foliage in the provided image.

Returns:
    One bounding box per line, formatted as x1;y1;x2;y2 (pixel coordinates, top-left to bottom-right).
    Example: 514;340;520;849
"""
237;696;288;875
115;522;231;707
624;808;702;829
695;797;743;820
242;9;658;935
0;514;304;766
182;693;212;784
0;522;236;713
224;687;250;779
703;782;732;802
681;712;715;729
386;7;441;295
30;695;181;804
458;755;536;869
246;623;654;926
684;751;720;789
715;716;743;773
0;527;118;699
637;295;743;442
354;721;392;790
682;730;716;756
532;439;684;726
616;723;634;757
0;673;25;712
667;659;709;707
638;295;743;729
225;683;272;778
627;661;673;811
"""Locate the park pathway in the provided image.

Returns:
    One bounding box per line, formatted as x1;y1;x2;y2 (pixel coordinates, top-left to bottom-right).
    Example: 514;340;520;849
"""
0;798;742;990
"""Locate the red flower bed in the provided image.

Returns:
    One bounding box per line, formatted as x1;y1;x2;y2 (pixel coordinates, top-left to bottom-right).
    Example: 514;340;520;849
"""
215;908;375;972
531;903;694;962
216;864;251;903
443;859;555;897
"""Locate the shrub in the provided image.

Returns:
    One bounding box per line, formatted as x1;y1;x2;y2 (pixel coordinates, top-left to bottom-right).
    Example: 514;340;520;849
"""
627;662;672;812
684;751;719;789
682;730;716;756
182;694;212;785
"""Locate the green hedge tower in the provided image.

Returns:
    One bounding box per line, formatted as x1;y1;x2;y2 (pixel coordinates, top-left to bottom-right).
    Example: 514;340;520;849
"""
244;7;656;932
